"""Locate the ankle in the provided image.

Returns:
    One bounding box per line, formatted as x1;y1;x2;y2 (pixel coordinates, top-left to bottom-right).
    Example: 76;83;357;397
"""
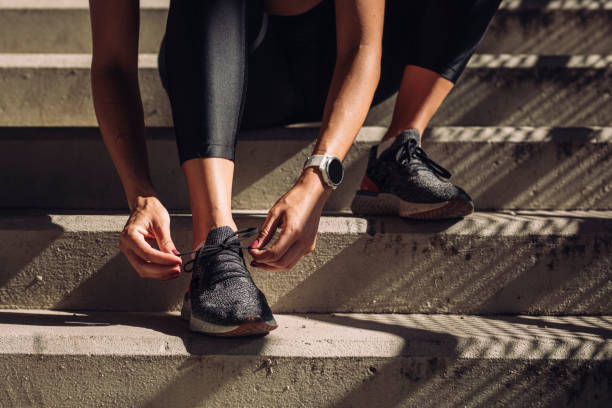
193;220;238;249
383;127;422;143
382;129;400;142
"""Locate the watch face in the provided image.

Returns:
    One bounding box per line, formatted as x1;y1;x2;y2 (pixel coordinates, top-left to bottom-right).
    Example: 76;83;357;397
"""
327;157;344;185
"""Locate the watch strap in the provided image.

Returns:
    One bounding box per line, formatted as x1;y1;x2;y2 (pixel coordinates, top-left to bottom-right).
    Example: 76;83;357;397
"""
303;155;327;169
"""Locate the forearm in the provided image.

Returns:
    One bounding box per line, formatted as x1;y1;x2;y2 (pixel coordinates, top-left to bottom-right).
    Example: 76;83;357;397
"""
91;65;156;209
313;45;381;161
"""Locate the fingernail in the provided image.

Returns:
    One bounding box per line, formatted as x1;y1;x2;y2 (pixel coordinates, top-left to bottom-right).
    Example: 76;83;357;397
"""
250;240;259;249
172;249;180;255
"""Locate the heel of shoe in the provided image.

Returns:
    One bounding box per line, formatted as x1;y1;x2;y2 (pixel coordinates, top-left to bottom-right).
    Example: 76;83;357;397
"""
180;297;191;321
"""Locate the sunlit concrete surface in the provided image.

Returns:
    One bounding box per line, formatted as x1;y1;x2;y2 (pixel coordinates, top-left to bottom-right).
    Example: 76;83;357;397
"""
0;212;610;314
0;310;610;407
500;0;612;10
2;1;610;54
1;126;609;211
4;52;609;127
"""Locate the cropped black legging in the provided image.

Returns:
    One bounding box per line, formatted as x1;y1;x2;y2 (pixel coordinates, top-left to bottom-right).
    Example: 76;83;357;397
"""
159;0;501;164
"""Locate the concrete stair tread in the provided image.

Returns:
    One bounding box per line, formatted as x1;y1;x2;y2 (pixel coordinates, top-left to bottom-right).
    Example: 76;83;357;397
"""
1;310;610;360
2;53;612;68
1;211;610;314
2;210;610;235
1;0;610;9
2;126;611;211
0;52;610;127
1;0;609;9
2;1;611;56
3;309;610;407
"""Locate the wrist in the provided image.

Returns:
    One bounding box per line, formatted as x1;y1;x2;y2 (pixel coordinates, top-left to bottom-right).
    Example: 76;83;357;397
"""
297;167;333;199
127;188;159;211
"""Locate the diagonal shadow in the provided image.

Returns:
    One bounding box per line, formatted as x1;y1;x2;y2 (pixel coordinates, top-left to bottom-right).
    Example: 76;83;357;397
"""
305;313;610;408
0;213;64;306
0;310;270;407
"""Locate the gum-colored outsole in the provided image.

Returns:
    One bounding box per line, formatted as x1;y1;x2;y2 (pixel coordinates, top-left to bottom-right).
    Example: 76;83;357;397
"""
183;299;277;337
408;199;474;220
211;321;278;337
351;191;474;220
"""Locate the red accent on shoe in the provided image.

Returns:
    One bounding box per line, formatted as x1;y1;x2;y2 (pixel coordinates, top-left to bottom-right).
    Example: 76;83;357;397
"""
360;174;380;193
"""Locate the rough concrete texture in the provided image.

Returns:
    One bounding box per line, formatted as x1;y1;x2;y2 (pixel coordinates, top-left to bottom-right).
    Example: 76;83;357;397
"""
1;126;610;211
477;6;612;54
0;311;610;407
0;4;167;54
367;54;612;128
2;1;611;54
0;53;610;127
0;212;610;314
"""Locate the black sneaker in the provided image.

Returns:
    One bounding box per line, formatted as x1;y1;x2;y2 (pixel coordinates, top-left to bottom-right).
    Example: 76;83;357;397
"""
351;129;474;219
178;226;277;337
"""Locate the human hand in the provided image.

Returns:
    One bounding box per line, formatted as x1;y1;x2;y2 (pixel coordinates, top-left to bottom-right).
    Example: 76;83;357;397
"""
119;196;182;280
249;168;331;270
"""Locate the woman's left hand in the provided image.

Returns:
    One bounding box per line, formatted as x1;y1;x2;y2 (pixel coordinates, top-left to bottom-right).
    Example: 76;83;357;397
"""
249;168;331;271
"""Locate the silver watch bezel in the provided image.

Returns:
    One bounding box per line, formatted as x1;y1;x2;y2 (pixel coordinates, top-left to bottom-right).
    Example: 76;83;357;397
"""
304;154;344;189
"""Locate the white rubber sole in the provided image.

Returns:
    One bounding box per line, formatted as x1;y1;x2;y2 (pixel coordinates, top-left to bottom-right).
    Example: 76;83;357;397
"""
181;297;278;337
351;191;474;219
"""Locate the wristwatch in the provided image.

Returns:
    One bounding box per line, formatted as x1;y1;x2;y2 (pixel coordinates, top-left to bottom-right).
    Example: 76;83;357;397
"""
303;154;344;189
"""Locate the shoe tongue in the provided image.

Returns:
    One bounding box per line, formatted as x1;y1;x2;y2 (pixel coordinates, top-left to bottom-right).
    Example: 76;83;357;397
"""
377;129;420;158
205;226;236;246
394;129;420;147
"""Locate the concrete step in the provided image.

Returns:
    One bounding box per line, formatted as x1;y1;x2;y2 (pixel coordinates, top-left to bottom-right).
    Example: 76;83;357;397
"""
1;126;610;212
368;54;612;128
477;1;612;55
0;310;610;407
1;212;610;315
0;0;169;54
1;53;610;127
1;1;611;54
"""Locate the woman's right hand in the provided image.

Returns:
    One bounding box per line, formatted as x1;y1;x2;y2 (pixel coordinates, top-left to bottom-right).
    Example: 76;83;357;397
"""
120;196;183;280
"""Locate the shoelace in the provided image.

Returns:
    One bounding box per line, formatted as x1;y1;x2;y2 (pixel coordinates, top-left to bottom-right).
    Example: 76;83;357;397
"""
177;227;259;274
395;138;452;179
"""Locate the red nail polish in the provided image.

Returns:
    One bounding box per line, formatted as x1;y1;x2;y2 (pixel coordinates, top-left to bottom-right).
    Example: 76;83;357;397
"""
172;249;180;255
250;240;259;249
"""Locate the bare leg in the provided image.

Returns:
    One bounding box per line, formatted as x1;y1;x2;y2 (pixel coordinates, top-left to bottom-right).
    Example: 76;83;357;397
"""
384;65;454;142
182;158;237;248
353;64;473;219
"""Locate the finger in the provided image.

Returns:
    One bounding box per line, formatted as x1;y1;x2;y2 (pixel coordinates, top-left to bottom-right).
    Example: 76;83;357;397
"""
250;210;281;251
124;249;181;280
152;219;180;258
123;230;181;266
250;224;297;263
271;241;310;270
252;240;305;271
250;261;280;271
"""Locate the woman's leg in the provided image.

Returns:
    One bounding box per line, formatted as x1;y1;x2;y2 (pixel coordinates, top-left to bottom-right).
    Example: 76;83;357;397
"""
383;65;454;142
352;0;501;219
381;0;502;142
161;0;332;246
182;159;236;245
161;0;254;247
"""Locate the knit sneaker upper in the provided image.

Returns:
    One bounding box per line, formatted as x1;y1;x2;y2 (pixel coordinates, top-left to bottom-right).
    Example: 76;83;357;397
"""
365;129;472;204
184;226;274;326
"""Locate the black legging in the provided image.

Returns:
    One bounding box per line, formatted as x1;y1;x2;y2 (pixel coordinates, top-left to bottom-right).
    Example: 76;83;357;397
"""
159;0;501;164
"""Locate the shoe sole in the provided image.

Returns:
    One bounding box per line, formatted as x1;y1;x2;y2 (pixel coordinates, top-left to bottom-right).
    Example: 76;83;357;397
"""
181;298;278;337
351;191;474;220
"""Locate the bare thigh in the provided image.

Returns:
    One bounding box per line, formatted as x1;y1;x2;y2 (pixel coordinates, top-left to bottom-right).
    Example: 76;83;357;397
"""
264;0;324;16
